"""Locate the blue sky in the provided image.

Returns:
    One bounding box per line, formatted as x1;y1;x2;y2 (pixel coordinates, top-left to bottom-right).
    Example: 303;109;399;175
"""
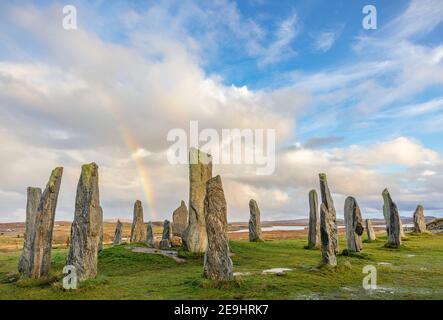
0;0;442;222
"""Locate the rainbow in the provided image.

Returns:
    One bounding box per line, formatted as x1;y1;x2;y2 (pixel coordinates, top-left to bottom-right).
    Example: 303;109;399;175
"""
93;90;156;218
121;128;156;219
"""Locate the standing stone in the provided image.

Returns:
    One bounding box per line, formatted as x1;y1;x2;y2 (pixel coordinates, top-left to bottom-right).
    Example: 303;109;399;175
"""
203;175;233;281
146;221;154;247
113;220;123;245
21;167;63;278
320;203;337;266
98;206;104;252
130;200;145;243
413;205;427;233
319;173;339;254
383;188;404;239
160;220;172;248
382;189;402;248
172;201;188;237
365;219;376;241
18;187;42;275
66;163;101;280
183;148;212;253
344;197;364;252
249;199;263;242
307;189;320;249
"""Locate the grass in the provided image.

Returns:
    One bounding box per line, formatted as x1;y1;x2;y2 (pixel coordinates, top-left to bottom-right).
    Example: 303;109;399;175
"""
0;233;442;299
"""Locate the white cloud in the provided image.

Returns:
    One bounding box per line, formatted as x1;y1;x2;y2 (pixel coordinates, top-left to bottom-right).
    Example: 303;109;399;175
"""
313;31;338;53
258;12;299;66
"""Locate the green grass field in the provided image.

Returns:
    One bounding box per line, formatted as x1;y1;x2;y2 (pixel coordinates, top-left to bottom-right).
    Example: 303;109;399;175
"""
1;233;442;300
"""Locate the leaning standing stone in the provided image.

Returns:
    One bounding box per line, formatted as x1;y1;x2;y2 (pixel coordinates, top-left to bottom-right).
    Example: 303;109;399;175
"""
319;173;339;254
320;203;337;266
183;148;212;253
23;167;63;278
113;220;123;245
382;189;402;248
307;189;320;249
249;199;263;242
383;188;405;238
344;197;364;252
413;205;427;233
130;200;145;243
160;220;172;248
18;187;42;275
172;201;188;237
203;175;233;281
66;163;101;280
146;221;154;247
365;219;376;241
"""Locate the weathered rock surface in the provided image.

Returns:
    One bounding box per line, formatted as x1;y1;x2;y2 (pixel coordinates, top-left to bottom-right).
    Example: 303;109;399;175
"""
203;175;233;281
172;201;188;237
130;200;145;243
413;205;427;233
248;199;263;242
344;197;364;252
365;219;376;241
183;148;212;253
18;187;42;275
146;221;154;247
319;173;339;254
66;163;101;280
160;220;172;248
113;220;123;245
20;167;63;278
171;236;183;247
383;189;404;239
382;189;402;248
307;189;320;249
320;203;337;266
427;218;443;231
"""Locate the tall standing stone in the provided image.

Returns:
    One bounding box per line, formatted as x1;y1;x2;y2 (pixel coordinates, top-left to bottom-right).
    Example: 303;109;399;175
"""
203;175;233;281
249;199;263;242
319;173;339;254
344;197;364;252
307;189;320;249
365;219;376;241
383;188;404;239
146;221;154;247
113;220;123;245
21;167;63;278
130;200;145;243
18;187;42;275
382;189;402;248
320;203;337;266
160;220;172;248
66;163;101;280
183;148;212;253
413;205;427;233
172;201;188;237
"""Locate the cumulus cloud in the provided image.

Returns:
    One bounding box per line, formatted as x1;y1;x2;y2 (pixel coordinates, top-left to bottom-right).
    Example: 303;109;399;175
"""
0;1;442;223
0;2;305;222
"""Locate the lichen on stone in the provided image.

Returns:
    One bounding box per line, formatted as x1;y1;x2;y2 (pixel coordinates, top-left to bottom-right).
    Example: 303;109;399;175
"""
81;163;97;190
